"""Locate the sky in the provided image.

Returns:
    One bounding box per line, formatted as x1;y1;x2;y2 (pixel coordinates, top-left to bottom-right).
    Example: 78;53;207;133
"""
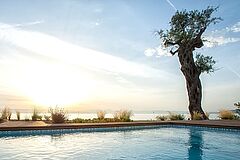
0;0;239;112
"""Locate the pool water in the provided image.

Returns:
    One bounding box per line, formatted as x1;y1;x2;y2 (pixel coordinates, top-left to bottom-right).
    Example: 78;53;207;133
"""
0;126;239;160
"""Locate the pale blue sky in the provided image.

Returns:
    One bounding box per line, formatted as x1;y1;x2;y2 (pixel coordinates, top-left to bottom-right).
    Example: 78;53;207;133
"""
0;0;239;112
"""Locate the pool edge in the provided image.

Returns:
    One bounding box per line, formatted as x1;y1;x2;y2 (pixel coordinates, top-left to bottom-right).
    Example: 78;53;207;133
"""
0;120;239;131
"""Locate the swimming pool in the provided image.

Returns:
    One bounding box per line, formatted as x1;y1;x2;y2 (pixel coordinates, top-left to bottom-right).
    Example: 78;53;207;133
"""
0;125;239;160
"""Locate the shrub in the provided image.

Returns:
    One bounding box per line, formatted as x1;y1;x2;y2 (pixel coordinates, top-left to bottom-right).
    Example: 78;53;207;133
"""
69;118;118;123
234;102;240;108
8;111;12;120
32;108;42;121
234;102;240;115
156;115;167;121
168;112;185;120
71;118;86;123
114;110;133;122
44;115;51;121
49;107;67;123
205;112;210;119
16;111;20;121
192;111;207;120
97;110;106;120
219;110;239;120
1;107;11;120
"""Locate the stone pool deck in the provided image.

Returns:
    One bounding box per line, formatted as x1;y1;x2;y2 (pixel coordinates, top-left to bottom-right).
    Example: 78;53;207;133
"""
0;120;239;131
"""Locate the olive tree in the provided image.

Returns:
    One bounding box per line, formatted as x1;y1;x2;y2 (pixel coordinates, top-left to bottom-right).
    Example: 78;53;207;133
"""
157;7;221;119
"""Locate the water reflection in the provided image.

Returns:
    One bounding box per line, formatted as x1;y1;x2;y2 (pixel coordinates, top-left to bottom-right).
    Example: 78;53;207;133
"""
188;128;203;160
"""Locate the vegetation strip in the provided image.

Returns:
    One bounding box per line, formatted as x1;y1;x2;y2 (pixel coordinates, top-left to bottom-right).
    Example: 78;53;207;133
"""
0;121;239;131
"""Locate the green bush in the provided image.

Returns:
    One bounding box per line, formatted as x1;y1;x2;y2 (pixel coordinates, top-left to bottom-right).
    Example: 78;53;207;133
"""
219;110;239;120
114;110;133;122
49;107;67;123
71;118;86;123
32;108;42;121
192;111;210;120
69;118;120;123
44;115;51;121
156;115;167;121
168;112;185;120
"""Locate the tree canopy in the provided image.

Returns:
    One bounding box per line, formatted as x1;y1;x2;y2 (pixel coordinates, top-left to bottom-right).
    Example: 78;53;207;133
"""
195;54;216;74
157;6;221;74
157;6;222;53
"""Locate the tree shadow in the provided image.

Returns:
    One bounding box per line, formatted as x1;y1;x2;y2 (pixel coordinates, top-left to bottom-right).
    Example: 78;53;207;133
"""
188;128;203;160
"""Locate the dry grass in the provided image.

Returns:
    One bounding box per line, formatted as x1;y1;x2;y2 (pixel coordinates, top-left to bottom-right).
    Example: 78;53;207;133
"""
49;107;67;123
168;112;185;120
97;110;106;120
219;109;238;120
16;111;20;121
114;110;133;122
1;107;12;120
192;111;210;120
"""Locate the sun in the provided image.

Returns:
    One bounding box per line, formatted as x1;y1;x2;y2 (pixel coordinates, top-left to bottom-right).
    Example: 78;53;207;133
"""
10;60;95;107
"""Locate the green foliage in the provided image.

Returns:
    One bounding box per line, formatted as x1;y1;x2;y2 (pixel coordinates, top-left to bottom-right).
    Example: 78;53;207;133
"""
97;110;106;120
16;111;20;121
114;110;133;122
234;102;240;108
192;111;209;120
158;6;221;44
69;118;117;123
219;110;239;120
49;107;67;123
195;53;216;73
44;115;51;121
70;118;87;123
192;111;202;120
168;112;185;120
156;115;167;121
32;108;42;121
234;102;240;115
1;107;12;120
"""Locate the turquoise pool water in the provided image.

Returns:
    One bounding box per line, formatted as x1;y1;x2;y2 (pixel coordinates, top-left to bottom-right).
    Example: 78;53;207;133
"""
0;125;239;160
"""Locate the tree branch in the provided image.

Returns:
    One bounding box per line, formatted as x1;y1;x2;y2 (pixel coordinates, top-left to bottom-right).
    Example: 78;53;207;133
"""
196;27;206;39
170;49;178;55
164;40;180;47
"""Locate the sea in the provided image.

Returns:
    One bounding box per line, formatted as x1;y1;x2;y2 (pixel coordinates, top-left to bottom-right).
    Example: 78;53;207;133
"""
8;111;220;121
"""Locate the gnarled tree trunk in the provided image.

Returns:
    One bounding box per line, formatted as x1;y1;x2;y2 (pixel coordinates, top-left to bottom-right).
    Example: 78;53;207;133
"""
178;45;208;120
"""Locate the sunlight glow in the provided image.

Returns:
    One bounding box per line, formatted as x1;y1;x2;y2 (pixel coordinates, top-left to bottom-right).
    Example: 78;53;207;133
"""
0;22;173;108
13;61;93;107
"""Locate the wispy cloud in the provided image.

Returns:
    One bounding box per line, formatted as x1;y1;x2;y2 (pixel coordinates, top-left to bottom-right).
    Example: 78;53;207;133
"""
204;21;240;48
0;22;172;79
0;20;44;29
0;22;178;106
144;48;156;57
145;21;240;57
226;22;240;33
204;36;240;48
226;65;240;80
166;0;177;11
144;44;173;58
